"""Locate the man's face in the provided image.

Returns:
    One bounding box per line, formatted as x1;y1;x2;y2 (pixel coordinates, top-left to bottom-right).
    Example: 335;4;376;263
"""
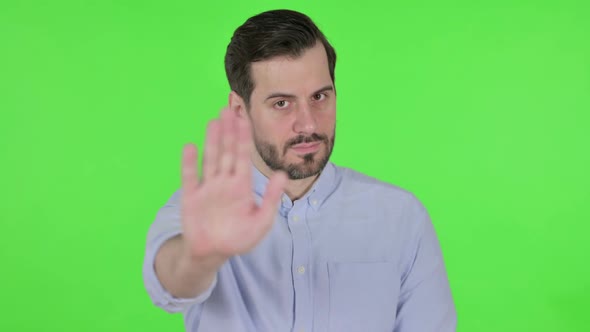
246;43;336;180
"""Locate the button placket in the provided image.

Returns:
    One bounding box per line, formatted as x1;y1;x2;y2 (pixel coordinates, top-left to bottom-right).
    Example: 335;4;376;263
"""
289;204;312;332
297;265;306;274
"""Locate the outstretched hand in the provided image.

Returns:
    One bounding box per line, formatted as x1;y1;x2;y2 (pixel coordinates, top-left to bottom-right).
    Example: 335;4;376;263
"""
180;107;288;261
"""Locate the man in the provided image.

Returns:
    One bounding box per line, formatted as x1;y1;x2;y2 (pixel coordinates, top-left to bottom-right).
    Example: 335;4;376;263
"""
142;9;456;332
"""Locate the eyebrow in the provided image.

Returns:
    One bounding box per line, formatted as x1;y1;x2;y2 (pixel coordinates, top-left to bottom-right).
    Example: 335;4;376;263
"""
265;85;334;101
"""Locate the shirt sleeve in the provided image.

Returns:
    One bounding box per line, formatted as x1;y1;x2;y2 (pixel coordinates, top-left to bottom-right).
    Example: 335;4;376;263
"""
393;195;457;332
141;188;218;313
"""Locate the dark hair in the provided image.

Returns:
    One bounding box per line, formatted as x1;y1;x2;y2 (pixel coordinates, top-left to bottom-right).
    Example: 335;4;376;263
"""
224;9;337;108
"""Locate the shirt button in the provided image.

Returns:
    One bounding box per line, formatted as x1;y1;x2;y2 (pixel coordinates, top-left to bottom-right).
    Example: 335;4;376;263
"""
297;266;306;274
293;215;299;222
311;199;318;205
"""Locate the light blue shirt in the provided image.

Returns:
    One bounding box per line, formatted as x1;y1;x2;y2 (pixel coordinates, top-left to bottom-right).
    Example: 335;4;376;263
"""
142;162;456;332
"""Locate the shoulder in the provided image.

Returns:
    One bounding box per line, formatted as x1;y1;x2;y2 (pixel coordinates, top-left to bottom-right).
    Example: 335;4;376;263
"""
331;163;429;226
334;164;418;203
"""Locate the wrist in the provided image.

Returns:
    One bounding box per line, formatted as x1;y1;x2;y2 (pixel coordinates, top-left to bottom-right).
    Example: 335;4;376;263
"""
177;236;228;275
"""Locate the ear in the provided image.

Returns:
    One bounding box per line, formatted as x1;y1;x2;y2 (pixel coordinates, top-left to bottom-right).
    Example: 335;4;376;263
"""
228;91;246;118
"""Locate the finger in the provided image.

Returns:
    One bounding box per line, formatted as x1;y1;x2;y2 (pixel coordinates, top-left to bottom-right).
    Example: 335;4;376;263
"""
257;171;288;221
181;143;200;190
203;119;221;179
234;114;253;179
219;108;237;174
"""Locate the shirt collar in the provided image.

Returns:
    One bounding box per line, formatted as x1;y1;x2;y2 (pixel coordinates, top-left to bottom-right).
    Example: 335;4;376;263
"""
252;161;339;211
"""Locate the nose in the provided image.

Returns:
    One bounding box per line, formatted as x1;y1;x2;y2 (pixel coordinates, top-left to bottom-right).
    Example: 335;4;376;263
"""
292;103;317;134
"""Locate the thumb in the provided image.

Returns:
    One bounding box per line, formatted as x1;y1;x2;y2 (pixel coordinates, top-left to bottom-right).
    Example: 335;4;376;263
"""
257;171;288;222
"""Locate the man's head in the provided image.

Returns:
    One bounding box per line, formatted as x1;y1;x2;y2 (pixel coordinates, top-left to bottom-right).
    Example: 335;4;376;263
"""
225;9;337;180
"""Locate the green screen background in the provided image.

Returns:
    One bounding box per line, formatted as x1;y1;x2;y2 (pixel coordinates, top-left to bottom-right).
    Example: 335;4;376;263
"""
1;0;588;331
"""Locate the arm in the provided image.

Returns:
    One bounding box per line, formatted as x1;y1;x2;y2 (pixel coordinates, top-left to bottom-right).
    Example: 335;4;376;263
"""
394;195;457;332
154;234;225;299
142;107;287;313
141;190;219;313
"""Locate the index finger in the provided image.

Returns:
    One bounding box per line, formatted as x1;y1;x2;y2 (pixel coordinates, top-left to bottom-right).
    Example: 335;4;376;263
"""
234;113;254;178
181;143;200;190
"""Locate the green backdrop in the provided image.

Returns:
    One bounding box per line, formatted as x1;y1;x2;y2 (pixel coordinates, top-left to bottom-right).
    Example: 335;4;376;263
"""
1;1;588;331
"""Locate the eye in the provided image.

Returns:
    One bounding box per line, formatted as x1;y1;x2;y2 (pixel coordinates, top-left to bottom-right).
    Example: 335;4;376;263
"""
313;93;327;101
274;100;290;109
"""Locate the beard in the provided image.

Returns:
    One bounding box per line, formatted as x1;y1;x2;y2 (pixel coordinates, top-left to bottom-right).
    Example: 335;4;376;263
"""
254;131;335;180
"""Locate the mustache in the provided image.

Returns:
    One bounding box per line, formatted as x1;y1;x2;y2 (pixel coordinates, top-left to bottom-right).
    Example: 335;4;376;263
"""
283;133;328;154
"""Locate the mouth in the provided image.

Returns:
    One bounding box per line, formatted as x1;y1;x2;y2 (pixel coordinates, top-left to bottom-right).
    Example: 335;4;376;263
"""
290;141;321;154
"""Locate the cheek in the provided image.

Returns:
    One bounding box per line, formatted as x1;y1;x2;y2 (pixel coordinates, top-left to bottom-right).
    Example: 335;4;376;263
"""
268;124;294;148
317;108;336;131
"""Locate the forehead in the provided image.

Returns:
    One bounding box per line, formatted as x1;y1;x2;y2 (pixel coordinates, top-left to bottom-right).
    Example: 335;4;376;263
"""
250;43;332;98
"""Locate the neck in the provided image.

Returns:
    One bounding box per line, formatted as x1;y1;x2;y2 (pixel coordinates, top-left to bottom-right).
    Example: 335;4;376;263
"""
252;156;321;201
283;174;320;201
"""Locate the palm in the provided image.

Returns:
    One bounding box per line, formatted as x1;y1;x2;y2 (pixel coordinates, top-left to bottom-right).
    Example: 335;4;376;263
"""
180;108;287;259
